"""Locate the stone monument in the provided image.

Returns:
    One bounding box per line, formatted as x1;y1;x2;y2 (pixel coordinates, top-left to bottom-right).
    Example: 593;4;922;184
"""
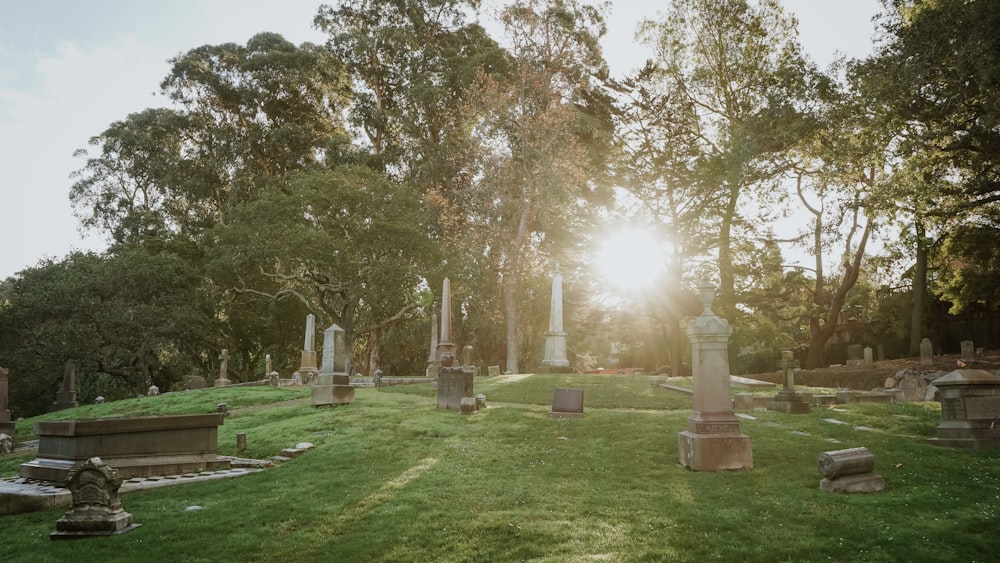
213;349;231;387
678;282;752;471
767;350;811;414
960;340;975;363
920;337;934;366
927;369;1000;449
427;312;439;378
265;354;272;378
436;277;474;411
540;263;571;372
0;366;13;437
817;447;885;493
50;457;140;539
313;324;354;407
550;388;584;418
53;361;79;411
294;314;320;384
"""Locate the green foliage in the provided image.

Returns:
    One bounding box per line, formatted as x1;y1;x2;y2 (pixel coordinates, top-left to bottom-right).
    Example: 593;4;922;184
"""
0;250;215;417
932;222;1000;313
2;381;999;562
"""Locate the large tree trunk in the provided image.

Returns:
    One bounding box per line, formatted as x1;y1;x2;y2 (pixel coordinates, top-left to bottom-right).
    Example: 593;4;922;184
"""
908;220;928;356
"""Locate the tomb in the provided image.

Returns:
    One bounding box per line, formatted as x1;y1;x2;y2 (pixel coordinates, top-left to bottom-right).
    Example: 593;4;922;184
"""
928;369;1000;449
21;413;229;482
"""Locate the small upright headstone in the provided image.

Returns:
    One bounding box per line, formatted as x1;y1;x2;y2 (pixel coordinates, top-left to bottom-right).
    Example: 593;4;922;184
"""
487;365;500;377
94;396;105;404
50;457;140;539
550;388;584;418
53;361;79;411
147;385;160;396
217;402;230;416
463;345;474;368
214;349;232;387
920;338;934;366
268;371;279;386
863;347;874;369
0;433;12;455
960;340;975;363
0;366;13;436
846;344;864;366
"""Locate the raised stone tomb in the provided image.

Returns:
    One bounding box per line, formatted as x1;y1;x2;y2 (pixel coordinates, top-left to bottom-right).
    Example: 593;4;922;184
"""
21;413;229;482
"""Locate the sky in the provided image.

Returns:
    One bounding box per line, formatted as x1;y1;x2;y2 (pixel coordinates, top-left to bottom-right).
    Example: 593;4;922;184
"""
0;0;883;280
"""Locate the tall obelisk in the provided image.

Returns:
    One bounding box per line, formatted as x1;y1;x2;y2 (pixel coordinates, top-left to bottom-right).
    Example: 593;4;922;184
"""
541;263;570;372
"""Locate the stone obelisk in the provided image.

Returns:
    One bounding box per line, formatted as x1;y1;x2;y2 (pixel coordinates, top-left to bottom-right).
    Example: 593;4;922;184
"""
678;282;752;471
294;313;319;384
52;361;79;411
540;263;571;372
436;277;474;412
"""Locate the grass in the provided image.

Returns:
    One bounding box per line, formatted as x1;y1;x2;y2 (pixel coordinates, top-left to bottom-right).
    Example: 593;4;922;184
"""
1;375;999;562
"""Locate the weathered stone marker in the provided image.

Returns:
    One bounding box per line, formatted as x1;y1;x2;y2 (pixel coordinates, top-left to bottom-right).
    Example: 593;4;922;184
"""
313;324;353;407
214;349;231;387
920;337;934;366
294;314;320;384
549;388;584;418
928;369;1000;449
50;457;140;539
767;350;811;414
960;340;975;363
53;361;79;411
427;312;439;378
863;346;874;368
236;432;247;452
0;366;13;437
678;282;752;471
817;447;885;493
487;365;500;377
540;263;570;372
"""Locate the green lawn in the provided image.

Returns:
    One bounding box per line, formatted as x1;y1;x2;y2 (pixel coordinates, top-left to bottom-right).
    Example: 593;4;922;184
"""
1;375;997;562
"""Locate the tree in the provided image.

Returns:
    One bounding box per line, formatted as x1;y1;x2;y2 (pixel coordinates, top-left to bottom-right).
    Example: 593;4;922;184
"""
206;165;438;374
638;0;816;321
0;251;215;416
459;0;613;373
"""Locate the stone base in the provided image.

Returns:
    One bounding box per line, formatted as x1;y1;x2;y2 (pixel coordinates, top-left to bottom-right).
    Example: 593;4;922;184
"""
549;411;583;418
459;397;478;415
820;473;885;493
678;431;752;471
537;364;573;374
213;378;231;388
767;391;812;414
928;420;1000;449
51;508;140;539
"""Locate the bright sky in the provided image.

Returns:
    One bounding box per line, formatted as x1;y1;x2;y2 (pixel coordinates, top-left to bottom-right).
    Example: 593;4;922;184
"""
0;0;882;280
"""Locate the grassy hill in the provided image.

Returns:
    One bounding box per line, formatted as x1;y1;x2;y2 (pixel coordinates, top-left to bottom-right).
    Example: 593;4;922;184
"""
1;374;998;562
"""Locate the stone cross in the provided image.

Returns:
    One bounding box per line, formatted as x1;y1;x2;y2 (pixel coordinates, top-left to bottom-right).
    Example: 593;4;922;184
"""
218;349;229;379
781;350;795;390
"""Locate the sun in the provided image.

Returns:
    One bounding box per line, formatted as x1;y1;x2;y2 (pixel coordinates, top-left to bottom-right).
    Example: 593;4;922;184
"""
595;229;667;290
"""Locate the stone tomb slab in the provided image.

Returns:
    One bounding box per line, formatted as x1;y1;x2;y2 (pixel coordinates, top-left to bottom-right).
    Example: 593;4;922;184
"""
550;387;584;418
21;414;229;483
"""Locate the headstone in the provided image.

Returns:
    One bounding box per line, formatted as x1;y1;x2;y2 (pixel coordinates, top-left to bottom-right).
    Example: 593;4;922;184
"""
678;282;753;471
540;263;571;372
265;354;272;377
846;344;864;366
0;433;11;455
268;371;279;386
475;394;487;410
459;396;478;415
213;349;231;387
0;366;13;437
436;278;474;410
236;432;247;452
50;457;140;539
53;361;79;411
463;345;474;368
295;314;319;383
920;338;934;366
216;402;229;416
960;340;975;363
183;375;206;390
147;385;159;396
94;396;105;404
487;365;500;377
863;346;874;368
313;324;353;407
927;369;1000;449
817;447;885;493
767;350;811;414
550;387;584;418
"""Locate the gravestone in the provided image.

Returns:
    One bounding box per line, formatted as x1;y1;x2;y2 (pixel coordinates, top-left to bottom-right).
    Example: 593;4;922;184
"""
265;354;272;378
767;350;811;414
846;344;864;366
313;324;353;407
94;396;105;404
678;282;752;471
463;345;474;368
960;340;975;363
0;366;13;437
294;314;320;383
0;432;11;455
436;277;474;410
213;349;231;387
183;375;206;390
817;447;885;493
147;385;159;396
920;338;934;366
459;396;478;415
268;371;279;386
53;361;79;411
863;346;874;369
487;365;500;377
927;369;1000;449
549;388;584;418
540;263;571;372
50;457;140;539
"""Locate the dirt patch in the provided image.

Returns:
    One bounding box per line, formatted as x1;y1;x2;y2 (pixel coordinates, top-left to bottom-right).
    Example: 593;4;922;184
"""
745;353;1000;391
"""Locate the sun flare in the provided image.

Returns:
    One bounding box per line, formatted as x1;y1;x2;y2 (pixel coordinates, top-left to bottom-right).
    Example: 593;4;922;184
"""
595;229;666;290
